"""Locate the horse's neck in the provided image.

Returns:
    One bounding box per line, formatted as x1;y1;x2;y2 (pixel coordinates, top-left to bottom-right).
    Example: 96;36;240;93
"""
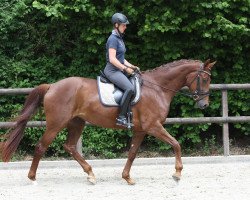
146;63;198;93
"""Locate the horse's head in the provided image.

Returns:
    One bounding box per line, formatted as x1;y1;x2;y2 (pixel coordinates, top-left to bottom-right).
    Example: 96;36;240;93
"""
186;59;216;109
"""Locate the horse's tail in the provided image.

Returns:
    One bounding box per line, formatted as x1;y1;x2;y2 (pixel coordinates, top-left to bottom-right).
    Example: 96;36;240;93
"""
1;84;50;162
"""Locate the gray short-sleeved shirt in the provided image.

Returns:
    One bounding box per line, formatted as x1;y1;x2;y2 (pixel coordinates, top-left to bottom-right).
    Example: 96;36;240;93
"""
105;30;126;73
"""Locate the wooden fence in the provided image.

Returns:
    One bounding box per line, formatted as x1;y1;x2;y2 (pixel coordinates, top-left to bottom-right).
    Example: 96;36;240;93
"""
0;84;250;156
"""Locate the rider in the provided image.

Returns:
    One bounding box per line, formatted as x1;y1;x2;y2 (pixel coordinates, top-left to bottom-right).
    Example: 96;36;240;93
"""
104;13;138;127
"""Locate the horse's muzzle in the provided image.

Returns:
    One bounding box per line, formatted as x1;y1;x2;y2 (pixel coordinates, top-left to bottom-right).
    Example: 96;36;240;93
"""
196;99;209;110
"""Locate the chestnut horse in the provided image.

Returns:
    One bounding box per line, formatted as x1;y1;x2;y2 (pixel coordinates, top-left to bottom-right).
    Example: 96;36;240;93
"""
0;59;215;185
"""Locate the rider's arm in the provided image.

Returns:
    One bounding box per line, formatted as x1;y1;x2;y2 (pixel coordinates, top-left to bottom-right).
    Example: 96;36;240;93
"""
124;59;137;69
109;48;132;73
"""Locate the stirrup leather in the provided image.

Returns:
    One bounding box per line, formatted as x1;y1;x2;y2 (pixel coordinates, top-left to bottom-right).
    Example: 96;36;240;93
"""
116;116;134;129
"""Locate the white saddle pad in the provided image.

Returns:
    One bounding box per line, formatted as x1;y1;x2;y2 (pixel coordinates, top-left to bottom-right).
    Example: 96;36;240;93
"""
97;76;141;107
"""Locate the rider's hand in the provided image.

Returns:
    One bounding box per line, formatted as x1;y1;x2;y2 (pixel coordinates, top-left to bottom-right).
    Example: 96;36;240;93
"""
131;65;140;71
125;67;134;75
130;65;137;69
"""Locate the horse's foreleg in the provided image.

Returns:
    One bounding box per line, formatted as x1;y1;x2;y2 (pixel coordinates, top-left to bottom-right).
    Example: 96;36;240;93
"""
64;117;96;184
148;123;183;182
122;132;146;185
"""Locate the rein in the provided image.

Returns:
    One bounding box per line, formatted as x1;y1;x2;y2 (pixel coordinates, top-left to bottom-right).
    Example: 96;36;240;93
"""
140;63;211;101
142;79;193;98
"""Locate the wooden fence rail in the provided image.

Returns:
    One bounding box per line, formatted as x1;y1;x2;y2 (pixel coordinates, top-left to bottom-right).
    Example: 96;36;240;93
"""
1;84;250;156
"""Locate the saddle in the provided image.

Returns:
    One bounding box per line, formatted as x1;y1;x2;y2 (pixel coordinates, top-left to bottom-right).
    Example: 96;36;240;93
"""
97;71;142;107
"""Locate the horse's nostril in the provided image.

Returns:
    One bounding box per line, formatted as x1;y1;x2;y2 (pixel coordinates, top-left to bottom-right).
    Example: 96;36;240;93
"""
203;104;208;109
198;101;209;109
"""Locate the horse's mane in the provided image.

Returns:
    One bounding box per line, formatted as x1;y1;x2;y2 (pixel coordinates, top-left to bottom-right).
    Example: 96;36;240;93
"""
143;59;202;73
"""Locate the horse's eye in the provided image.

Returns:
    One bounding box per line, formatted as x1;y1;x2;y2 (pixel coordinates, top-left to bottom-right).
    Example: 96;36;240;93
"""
202;78;209;84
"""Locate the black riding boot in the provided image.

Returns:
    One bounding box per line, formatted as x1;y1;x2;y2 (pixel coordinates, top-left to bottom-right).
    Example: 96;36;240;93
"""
116;89;134;128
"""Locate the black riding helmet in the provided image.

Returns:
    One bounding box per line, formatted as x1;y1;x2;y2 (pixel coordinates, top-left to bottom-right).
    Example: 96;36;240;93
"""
111;13;129;25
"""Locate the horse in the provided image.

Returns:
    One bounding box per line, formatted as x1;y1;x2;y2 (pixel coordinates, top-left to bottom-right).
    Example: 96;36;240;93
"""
0;59;215;185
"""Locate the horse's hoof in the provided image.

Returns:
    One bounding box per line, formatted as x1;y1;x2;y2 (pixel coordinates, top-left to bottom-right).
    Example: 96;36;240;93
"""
172;173;181;183
28;171;36;181
87;175;96;185
125;178;136;185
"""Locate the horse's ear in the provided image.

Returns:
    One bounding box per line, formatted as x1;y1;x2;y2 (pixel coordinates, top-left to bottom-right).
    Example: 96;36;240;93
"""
204;59;211;67
206;61;216;70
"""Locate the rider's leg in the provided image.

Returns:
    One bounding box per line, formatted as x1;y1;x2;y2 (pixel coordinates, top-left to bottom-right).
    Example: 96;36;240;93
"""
104;70;135;126
116;88;134;126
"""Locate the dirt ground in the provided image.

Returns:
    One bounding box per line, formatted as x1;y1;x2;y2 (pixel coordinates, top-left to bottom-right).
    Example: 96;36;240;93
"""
0;159;249;200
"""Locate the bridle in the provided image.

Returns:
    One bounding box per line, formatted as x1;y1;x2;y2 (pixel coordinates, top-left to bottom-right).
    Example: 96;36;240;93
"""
140;63;211;101
188;63;211;101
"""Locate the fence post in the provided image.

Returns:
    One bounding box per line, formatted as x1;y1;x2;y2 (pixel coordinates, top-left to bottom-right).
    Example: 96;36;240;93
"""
222;90;230;156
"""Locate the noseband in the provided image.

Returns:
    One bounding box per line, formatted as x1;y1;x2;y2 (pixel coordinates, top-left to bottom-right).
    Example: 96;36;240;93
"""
189;63;211;101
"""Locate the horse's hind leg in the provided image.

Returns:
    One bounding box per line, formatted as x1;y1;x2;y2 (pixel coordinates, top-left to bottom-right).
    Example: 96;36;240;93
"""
63;117;96;184
28;126;64;182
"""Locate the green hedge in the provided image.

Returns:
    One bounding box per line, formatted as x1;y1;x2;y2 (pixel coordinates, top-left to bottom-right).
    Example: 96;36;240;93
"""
0;0;249;158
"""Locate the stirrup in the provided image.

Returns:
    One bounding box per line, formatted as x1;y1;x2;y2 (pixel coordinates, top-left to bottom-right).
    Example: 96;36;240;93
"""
116;116;134;129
